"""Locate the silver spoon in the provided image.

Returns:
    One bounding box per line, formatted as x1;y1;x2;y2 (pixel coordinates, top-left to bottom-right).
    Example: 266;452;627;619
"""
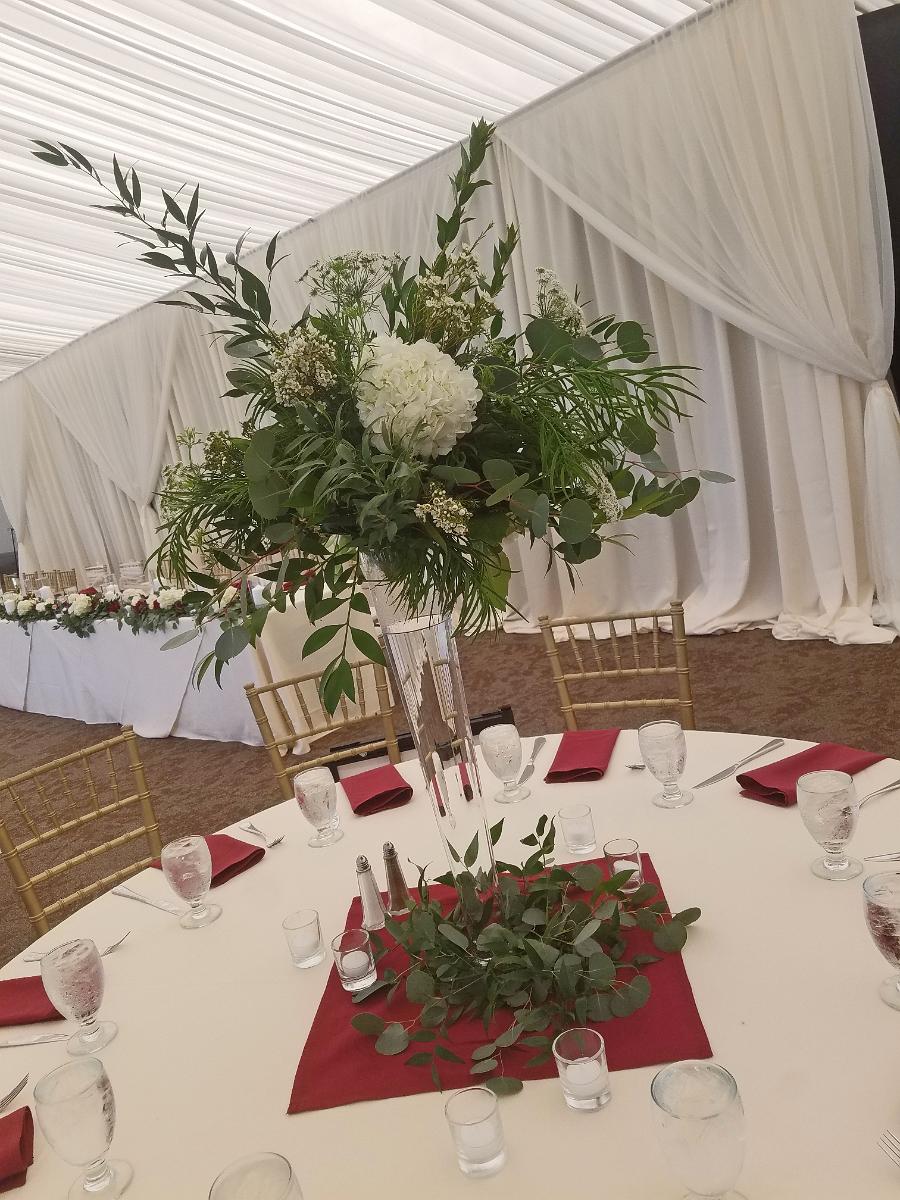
23;930;130;964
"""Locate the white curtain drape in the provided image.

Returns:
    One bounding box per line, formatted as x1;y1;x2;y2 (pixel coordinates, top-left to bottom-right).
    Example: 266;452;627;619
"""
0;0;894;645
0;377;32;570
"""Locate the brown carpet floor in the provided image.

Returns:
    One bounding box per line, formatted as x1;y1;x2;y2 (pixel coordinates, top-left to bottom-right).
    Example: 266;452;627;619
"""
1;628;897;965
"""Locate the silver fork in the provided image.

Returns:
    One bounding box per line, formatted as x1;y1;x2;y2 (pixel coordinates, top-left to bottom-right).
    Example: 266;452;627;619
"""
0;1075;28;1114
240;822;284;848
860;778;900;809
23;930;130;964
878;1128;900;1170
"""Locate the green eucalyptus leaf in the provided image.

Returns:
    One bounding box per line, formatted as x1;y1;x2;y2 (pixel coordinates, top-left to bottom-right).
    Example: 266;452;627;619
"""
438;924;470;951
484;1076;524;1097
557;498;594;544
470;1058;499;1075
215;625;249;662
653;920;688;953
351;1013;386;1036
699;470;735;484
375;1023;410;1056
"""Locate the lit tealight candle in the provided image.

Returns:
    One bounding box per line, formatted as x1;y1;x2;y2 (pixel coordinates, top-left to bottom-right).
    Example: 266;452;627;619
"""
341;949;372;980
565;1058;606;1100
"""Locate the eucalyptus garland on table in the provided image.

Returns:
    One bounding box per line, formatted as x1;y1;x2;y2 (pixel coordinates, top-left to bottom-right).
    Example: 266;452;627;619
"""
0;587;207;638
0;593;57;629
33;121;730;709
349;817;700;1094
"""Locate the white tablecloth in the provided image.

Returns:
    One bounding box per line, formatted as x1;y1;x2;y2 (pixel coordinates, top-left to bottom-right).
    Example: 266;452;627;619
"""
5;730;900;1197
0;619;261;744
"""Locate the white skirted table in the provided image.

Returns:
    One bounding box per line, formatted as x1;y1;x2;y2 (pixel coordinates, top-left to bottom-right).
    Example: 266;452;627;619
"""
4;730;900;1197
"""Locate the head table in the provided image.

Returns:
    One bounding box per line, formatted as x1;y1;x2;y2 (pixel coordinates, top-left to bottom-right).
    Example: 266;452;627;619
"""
5;730;900;1198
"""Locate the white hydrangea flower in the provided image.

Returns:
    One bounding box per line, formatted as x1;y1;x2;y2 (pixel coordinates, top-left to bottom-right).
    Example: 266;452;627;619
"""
35;601;48;613
16;598;35;617
357;335;480;460
68;594;93;617
156;588;185;611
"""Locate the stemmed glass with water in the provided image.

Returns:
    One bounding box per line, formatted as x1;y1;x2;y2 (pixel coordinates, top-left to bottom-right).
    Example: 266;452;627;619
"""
160;835;222;929
863;871;900;1010
479;724;530;804
638;720;692;809
34;1057;133;1198
41;939;117;1056
796;770;861;881
294;767;344;847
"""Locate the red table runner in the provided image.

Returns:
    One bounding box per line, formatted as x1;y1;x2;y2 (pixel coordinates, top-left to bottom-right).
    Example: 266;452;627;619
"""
288;854;711;1113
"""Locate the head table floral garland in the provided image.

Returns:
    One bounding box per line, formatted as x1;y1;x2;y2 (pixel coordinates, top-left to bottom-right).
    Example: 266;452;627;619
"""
0;584;211;638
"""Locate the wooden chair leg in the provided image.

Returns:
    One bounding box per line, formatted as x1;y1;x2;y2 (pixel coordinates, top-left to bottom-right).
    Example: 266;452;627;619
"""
539;615;577;731
245;684;295;801
670;600;695;730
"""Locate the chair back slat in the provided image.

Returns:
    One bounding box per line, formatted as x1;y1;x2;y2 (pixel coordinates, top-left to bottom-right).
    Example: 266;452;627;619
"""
245;650;401;802
0;728;163;939
537;601;695;731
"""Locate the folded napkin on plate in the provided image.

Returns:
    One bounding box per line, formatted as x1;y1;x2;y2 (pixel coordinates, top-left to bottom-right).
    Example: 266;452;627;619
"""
0;976;61;1028
544;729;621;783
342;765;413;816
151;833;264;886
0;1108;33;1193
737;742;884;807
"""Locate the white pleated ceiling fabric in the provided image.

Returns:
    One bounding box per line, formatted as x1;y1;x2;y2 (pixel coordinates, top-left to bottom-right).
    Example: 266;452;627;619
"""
1;0;895;379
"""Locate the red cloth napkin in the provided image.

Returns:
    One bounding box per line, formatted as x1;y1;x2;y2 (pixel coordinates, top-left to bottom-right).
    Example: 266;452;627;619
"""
288;854;711;1114
341;765;413;816
0;1109;33;1193
151;833;264;886
737;743;884;807
544;729;621;782
0;976;61;1028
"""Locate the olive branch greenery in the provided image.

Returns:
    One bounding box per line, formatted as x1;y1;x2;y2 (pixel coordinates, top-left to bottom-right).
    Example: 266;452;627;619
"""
32;121;731;711
348;815;700;1095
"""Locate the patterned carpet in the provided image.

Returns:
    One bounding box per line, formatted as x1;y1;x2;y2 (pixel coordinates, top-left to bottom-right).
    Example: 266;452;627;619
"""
0;628;896;964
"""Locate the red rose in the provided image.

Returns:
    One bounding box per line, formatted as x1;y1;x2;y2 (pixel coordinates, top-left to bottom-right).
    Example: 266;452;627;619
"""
80;587;99;597
107;601;120;613
133;598;148;613
281;582;293;592
301;568;317;583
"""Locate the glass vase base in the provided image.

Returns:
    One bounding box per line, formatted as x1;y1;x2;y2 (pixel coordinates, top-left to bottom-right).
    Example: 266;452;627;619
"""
179;903;222;930
563;1089;612;1112
878;976;900;1010
68;1021;117;1056
652;790;693;809
811;856;862;881
71;1160;133;1198
456;1149;506;1178
495;785;530;805
309;828;344;848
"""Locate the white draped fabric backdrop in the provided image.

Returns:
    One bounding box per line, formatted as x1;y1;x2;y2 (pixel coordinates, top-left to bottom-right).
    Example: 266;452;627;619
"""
0;0;895;647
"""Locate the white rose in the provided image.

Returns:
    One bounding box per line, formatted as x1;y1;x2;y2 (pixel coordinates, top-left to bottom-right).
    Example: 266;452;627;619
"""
357;335;480;459
121;588;145;603
103;586;121;602
156;588;185;611
17;599;35;616
219;585;238;610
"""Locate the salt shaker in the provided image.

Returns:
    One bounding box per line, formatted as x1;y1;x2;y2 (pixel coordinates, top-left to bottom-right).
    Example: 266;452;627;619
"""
356;855;387;931
383;841;412;915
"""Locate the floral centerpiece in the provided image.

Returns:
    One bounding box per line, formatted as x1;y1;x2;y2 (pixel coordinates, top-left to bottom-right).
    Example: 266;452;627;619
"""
349;816;700;1094
33;121;727;707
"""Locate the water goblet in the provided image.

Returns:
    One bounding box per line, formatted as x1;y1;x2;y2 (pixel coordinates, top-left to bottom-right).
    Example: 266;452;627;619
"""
651;1060;746;1199
294;767;344;847
479;724;530;804
552;1027;611;1111
638;720;692;808
863;871;900;1010
796;770;861;881
160;835;222;929
558;804;597;855
444;1087;507;1177
331;928;377;992
41;939;117;1056
34;1057;133;1199
603;837;643;894
209;1152;303;1199
282;909;324;969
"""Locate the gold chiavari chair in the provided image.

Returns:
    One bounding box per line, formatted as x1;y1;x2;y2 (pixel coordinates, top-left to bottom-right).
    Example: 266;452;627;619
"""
245;658;401;802
0;574;15;592
118;560;147;587
0;727;163;939
48;568;77;593
21;571;50;593
537;601;695;731
83;564;112;588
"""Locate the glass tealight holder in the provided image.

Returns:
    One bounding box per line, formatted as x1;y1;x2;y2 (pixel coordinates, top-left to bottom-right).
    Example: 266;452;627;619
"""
282;909;324;969
444;1087;506;1177
558;804;597;856
331;928;376;993
603;838;643;894
552;1028;611;1112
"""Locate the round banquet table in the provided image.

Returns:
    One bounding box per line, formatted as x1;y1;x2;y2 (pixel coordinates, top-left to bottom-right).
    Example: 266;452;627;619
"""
5;730;900;1198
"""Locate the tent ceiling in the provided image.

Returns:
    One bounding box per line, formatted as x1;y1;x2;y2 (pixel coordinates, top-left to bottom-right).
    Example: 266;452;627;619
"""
1;0;895;380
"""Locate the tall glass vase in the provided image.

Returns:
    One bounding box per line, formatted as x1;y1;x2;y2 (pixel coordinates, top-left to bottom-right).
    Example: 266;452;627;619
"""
361;558;498;912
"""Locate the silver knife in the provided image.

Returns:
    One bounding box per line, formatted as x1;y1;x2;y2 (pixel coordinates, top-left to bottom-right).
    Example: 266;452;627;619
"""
693;739;785;789
0;1033;69;1048
111;885;183;916
518;736;547;786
